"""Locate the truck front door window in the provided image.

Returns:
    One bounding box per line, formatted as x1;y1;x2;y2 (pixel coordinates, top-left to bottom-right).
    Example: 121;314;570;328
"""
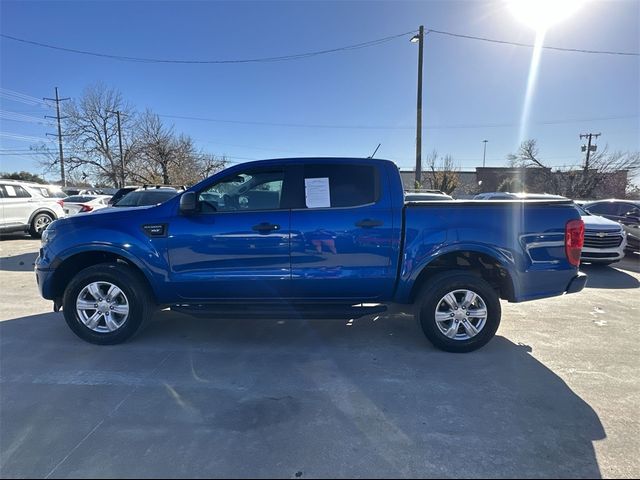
199;170;284;212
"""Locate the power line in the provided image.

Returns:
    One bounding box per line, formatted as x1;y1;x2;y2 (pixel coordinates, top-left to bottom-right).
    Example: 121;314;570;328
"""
0;110;55;126
0;148;255;163
159;113;638;130
0;87;53;107
0;30;416;64
426;29;640;57
2;27;637;65
0;131;54;143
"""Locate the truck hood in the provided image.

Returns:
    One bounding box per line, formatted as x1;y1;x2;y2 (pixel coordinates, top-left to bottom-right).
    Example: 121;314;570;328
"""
581;214;622;232
52;204;159;230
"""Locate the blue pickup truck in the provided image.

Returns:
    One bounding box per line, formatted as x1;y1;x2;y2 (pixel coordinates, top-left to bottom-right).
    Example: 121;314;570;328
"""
36;158;586;352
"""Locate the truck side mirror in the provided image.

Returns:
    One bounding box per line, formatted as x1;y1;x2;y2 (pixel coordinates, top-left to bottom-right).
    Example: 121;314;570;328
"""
180;192;197;214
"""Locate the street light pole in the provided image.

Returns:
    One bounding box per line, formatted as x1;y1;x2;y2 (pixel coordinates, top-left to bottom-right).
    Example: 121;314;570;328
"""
411;26;424;189
482;140;488;167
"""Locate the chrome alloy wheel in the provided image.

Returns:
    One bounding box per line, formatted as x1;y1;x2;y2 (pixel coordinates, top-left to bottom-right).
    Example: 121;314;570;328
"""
76;282;130;333
34;215;52;233
434;289;488;341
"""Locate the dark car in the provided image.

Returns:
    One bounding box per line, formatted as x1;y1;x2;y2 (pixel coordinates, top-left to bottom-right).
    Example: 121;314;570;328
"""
583;199;640;252
112;186;184;207
108;186;140;206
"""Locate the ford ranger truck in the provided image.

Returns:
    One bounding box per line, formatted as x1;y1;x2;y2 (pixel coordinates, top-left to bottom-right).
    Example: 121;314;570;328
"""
35;158;587;352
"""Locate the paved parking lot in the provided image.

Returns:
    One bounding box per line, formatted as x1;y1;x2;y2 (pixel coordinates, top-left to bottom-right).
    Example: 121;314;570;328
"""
1;234;639;478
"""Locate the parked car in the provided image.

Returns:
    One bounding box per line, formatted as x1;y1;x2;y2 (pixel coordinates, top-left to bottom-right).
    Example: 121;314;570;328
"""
473;192;515;200
112;186;184;207
582;199;640;252
36;158;587;353
575;205;627;265
473;192;566;201
62;187;102;196
0;178;66;237
23;183;68;199
405;191;453;201
61;195;112;215
107;186;140;206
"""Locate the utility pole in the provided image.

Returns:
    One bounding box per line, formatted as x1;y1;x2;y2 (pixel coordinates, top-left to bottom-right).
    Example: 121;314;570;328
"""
108;110;125;187
482;140;488;168
580;133;601;172
411;26;424;188
44;87;70;186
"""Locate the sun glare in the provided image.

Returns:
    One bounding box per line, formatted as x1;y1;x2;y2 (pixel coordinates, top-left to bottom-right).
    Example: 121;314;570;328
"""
507;0;586;33
508;0;586;144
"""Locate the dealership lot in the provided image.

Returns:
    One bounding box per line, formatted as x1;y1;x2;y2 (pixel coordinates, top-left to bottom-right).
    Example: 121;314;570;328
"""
1;235;639;478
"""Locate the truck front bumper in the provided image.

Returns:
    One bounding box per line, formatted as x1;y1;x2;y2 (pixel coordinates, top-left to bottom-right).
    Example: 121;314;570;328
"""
35;254;56;300
566;272;588;294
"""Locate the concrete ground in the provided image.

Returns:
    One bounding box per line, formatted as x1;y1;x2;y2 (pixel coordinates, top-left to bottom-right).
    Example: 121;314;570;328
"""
1;234;639;479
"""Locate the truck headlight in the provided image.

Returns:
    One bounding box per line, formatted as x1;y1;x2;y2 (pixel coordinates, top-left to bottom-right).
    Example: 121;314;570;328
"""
41;227;56;246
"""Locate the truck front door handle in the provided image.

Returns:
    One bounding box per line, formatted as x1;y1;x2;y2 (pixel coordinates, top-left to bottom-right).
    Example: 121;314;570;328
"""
355;219;384;228
252;222;280;233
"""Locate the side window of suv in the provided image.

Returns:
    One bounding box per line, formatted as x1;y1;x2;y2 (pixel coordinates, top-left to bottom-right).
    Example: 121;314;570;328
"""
303;164;378;209
3;185;31;198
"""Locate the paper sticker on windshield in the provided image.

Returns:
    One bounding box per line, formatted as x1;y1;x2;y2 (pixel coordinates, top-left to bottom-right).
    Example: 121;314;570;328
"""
305;177;331;208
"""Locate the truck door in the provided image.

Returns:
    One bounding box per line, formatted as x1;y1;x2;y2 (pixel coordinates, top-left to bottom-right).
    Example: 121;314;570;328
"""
289;162;398;300
167;166;293;300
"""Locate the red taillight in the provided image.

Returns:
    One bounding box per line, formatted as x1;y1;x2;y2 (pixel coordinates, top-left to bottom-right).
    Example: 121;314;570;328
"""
57;200;64;207
565;219;585;267
79;204;93;213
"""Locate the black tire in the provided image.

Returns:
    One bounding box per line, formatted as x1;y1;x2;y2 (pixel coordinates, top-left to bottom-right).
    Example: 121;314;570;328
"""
62;263;155;345
415;272;501;353
29;212;54;238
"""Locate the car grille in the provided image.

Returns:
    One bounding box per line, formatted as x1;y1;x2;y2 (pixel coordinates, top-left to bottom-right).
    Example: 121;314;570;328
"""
584;230;623;249
581;252;620;259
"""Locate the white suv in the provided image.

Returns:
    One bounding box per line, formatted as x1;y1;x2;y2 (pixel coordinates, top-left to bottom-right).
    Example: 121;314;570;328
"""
0;179;66;238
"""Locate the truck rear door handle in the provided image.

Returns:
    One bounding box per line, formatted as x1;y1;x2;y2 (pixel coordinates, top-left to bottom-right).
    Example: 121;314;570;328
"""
355;219;383;228
252;222;280;233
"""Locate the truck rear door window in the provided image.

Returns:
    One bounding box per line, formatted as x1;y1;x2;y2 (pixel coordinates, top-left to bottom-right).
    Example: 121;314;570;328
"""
303;165;378;208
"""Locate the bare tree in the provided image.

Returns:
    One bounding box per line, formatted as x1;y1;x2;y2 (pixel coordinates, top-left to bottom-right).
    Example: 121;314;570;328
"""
199;153;229;180
60;84;136;187
507;139;640;198
32;83;230;187
507;139;548;169
417;151;459;194
129;111;228;186
128;110;177;184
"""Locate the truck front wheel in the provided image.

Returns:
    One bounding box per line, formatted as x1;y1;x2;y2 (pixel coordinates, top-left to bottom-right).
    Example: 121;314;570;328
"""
416;272;501;353
62;263;155;345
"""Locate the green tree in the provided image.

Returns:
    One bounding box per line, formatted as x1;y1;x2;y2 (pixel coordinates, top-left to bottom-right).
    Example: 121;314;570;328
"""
0;171;46;183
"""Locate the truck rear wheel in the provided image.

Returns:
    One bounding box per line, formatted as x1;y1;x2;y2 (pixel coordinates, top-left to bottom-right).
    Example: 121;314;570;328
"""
416;272;501;353
62;263;155;345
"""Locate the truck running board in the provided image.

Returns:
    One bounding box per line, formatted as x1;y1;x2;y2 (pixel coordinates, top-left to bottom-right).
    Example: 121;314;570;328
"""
170;303;387;320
